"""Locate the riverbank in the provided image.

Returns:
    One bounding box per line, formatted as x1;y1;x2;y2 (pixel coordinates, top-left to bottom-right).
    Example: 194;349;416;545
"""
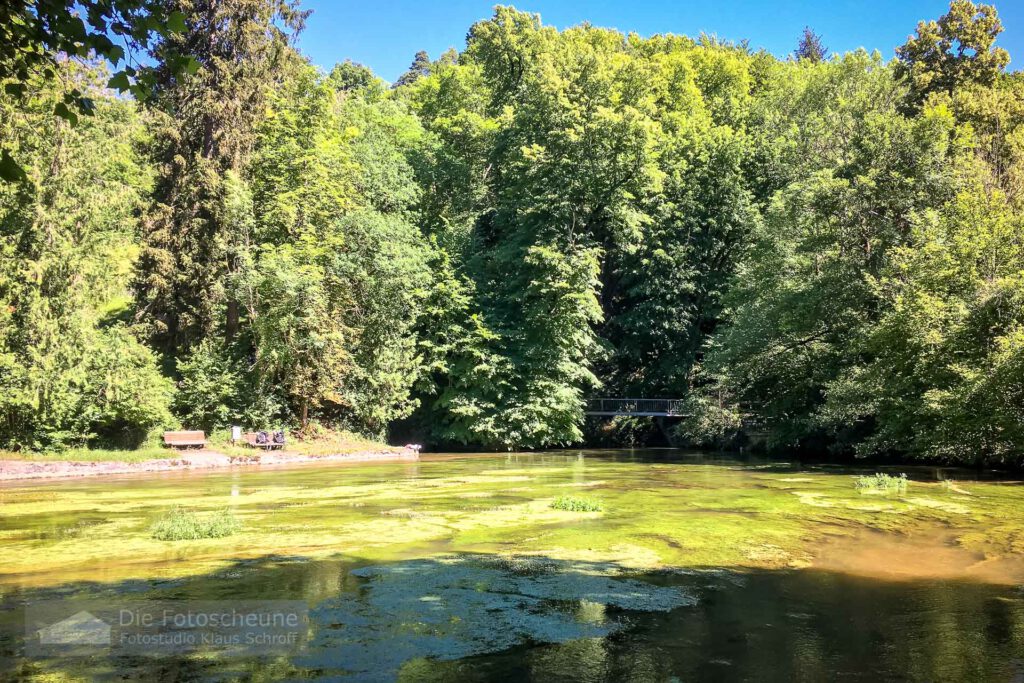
0;445;419;482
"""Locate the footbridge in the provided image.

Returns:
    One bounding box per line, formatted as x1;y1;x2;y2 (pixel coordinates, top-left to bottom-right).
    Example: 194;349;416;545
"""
585;398;688;417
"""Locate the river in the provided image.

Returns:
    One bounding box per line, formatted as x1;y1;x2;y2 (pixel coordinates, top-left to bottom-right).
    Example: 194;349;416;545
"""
1;450;1023;681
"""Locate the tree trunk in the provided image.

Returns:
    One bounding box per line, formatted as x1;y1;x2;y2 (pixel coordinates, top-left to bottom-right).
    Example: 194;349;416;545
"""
225;299;239;341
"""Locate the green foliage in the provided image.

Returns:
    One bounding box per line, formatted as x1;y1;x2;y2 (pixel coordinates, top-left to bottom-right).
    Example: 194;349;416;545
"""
896;1;1010;108
244;65;432;433
134;0;306;353
550;496;604;512
0;62;173;451
5;1;1024;464
393;50;432;88
674;393;744;449
151;507;241;541
174;339;284;431
795;28;829;63
820;178;1024;463
855;473;909;495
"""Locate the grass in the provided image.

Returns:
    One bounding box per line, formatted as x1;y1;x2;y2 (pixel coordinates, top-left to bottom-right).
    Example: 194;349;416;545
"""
0;446;170;463
206;426;397;457
151;507;241;541
855;472;909;495
550;495;604;512
282;429;399;456
0;428;396;463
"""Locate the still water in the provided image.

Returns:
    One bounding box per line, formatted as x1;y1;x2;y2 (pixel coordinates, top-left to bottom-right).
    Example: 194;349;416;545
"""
1;450;1023;681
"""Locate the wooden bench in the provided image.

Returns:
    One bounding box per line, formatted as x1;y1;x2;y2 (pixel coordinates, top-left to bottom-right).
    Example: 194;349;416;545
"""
242;432;285;450
163;430;207;449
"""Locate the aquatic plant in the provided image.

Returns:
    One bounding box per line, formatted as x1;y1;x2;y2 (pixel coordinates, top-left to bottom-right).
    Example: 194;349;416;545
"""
550;496;603;512
151;507;241;541
855;473;908;495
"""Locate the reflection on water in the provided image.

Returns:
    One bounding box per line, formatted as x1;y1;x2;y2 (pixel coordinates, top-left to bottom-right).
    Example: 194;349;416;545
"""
1;450;1024;680
2;554;1023;681
300;556;693;680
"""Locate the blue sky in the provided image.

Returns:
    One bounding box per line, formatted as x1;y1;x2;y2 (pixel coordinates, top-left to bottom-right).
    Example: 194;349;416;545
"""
295;0;1023;82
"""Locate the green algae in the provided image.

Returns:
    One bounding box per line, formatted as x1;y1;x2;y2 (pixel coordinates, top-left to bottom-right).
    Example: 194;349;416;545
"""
1;452;1024;590
3;453;1024;682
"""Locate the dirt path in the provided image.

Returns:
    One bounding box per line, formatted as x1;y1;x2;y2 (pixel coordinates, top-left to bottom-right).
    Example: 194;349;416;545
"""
0;447;419;482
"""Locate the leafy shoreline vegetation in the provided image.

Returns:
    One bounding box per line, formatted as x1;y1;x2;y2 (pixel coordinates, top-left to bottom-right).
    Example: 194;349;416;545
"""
1;1;1022;467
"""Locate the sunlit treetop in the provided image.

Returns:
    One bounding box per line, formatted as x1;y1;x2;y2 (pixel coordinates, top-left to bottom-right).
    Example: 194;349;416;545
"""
896;0;1010;108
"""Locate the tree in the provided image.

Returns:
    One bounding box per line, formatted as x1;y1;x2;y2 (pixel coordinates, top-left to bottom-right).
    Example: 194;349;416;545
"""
795;27;828;63
820;178;1024;464
134;0;306;355
687;56;962;452
242;64;432;434
896;0;1010;108
0;62;173;449
394;50;431;88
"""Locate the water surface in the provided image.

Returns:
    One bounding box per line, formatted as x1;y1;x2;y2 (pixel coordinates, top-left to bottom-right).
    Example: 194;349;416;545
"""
1;450;1023;681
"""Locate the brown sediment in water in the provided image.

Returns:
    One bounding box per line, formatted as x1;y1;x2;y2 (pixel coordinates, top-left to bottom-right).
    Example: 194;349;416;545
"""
811;527;1024;585
0;447;418;482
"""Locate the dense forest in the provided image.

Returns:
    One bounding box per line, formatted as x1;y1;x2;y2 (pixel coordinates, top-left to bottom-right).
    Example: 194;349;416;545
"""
1;1;1023;465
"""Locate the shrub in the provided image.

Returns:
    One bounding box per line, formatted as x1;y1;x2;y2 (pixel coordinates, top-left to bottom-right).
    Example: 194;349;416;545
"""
855;473;908;494
550;495;603;512
0;325;175;451
174;339;286;432
151;507;241;541
672;394;744;449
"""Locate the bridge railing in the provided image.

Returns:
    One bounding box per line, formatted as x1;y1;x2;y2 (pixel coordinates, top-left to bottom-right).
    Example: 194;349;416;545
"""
585;398;687;416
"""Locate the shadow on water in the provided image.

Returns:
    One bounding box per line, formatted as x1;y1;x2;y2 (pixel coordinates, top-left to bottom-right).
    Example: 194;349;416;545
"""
2;551;1024;682
529;447;1024;483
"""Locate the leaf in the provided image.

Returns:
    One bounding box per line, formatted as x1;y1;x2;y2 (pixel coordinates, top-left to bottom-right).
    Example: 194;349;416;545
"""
3;83;26;97
167;11;187;34
91;34;114;53
108;72;131;91
77;97;96;116
0;149;28;183
106;45;125;63
183;56;202;75
53;102;79;126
